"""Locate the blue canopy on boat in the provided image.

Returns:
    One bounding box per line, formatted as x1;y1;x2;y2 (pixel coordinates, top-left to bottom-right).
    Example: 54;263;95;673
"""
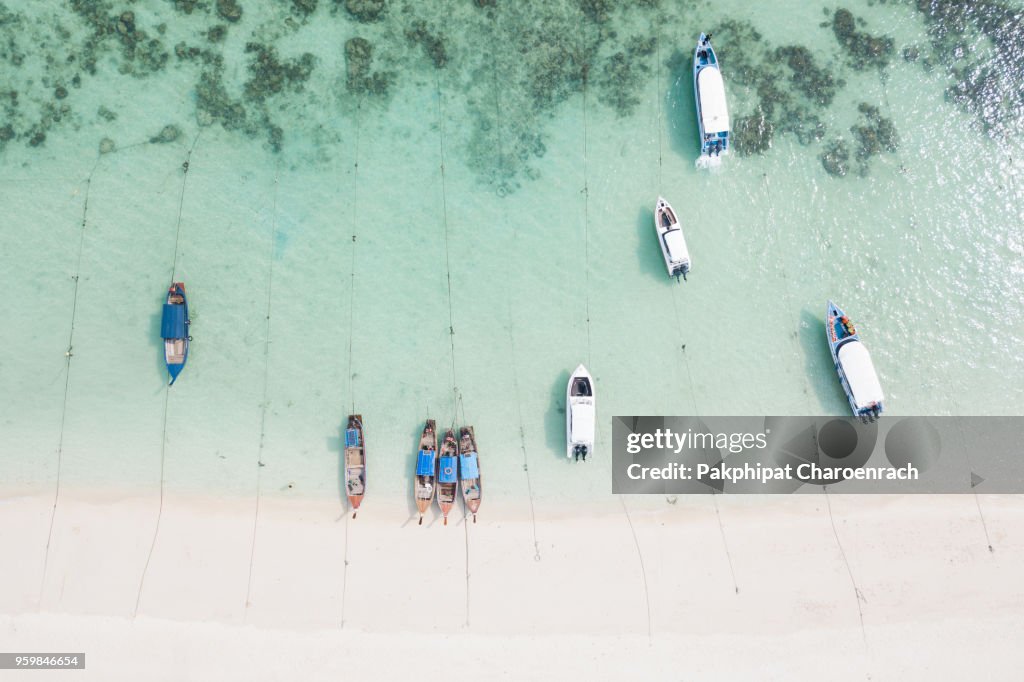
416;450;435;476
438;455;458;483
345;428;361;448
459;453;479;480
161;304;186;339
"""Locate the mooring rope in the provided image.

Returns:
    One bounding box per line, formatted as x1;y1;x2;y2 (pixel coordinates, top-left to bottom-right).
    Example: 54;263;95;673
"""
39;155;101;607
340;102;362;629
433;71;459;415
244;160;281;616
484;5;541;563
135;132;200;617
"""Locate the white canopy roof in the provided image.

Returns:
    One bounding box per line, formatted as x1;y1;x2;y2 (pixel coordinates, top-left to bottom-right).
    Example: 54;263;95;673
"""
698;67;730;134
663;229;689;264
570;399;595;443
838;342;884;409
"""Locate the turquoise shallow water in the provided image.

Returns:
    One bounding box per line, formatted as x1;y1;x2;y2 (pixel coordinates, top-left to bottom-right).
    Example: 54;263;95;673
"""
1;0;1023;505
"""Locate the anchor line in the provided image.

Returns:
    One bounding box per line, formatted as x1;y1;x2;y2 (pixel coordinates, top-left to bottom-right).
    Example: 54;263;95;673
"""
950;397;994;552
487;6;541;562
824;487;870;650
684;379;741;596
619;496;653;640
578;20;593;368
340;101;362;629
433;68;471;628
346;111;359;414
878;70;909;174
169;133;201;282
136;135;200;617
434;70;459;411
670;294;739;595
655;29;664;191
761;177;816;412
244;161;282;615
40;155;101;607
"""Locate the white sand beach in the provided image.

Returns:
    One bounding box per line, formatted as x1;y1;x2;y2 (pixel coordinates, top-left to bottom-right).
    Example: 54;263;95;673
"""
2;488;1022;680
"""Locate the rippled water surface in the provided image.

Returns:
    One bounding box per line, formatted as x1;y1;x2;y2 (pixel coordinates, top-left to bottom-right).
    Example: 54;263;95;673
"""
2;0;1022;502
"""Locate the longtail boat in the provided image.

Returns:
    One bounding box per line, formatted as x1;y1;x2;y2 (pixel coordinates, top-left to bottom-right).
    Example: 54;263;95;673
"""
436;428;459;526
161;282;190;385
414;419;437;525
343;414;366;517
458;426;482;524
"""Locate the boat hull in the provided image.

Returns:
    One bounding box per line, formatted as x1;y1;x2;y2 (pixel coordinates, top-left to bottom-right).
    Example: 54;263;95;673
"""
566;364;596;460
826;301;884;420
654;197;690;280
436;429;459;524
344;415;366;517
161;282;190;385
694;33;730;158
414;419;438;523
458;426;482;521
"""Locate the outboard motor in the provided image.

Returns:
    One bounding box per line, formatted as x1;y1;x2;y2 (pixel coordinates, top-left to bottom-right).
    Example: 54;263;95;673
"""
573;444;588;461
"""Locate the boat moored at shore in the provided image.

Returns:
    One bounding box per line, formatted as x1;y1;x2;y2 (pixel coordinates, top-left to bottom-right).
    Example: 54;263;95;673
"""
826;301;884;421
458;426;482;523
437;429;459;525
344;415;366;517
414;419;438;525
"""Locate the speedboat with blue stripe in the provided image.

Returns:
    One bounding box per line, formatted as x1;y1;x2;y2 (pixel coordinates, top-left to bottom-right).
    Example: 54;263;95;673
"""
161;282;190;385
827;301;884;422
694;32;730;159
458;426;482;524
414;419;437;525
437;428;459;525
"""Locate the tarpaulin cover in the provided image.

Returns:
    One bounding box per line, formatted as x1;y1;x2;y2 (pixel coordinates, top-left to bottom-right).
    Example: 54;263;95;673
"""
345;428;361;448
161;304;186;339
416;450;435;476
438;455;458;483
459;453;479;480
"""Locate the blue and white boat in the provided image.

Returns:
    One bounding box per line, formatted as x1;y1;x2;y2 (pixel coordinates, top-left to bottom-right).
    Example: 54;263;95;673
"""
161;282;190;385
344;414;366;517
458;426;481;524
414;419;437;525
437;428;459;526
826;301;884;421
694;32;730;159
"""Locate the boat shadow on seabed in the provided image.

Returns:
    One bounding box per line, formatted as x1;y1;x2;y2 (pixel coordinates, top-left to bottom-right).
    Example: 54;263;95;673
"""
636;206;670;281
545;370;571;460
664;49;703;161
798;307;852;413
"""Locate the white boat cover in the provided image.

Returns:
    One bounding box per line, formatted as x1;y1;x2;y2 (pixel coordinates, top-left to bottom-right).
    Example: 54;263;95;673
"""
663;229;689;264
837;342;884;409
570;399;595;443
697;67;730;134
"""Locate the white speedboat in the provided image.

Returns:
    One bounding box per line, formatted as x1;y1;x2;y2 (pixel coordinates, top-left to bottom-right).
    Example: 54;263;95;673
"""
566;364;595;461
826;301;884;421
655;197;691;281
694;32;730;159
